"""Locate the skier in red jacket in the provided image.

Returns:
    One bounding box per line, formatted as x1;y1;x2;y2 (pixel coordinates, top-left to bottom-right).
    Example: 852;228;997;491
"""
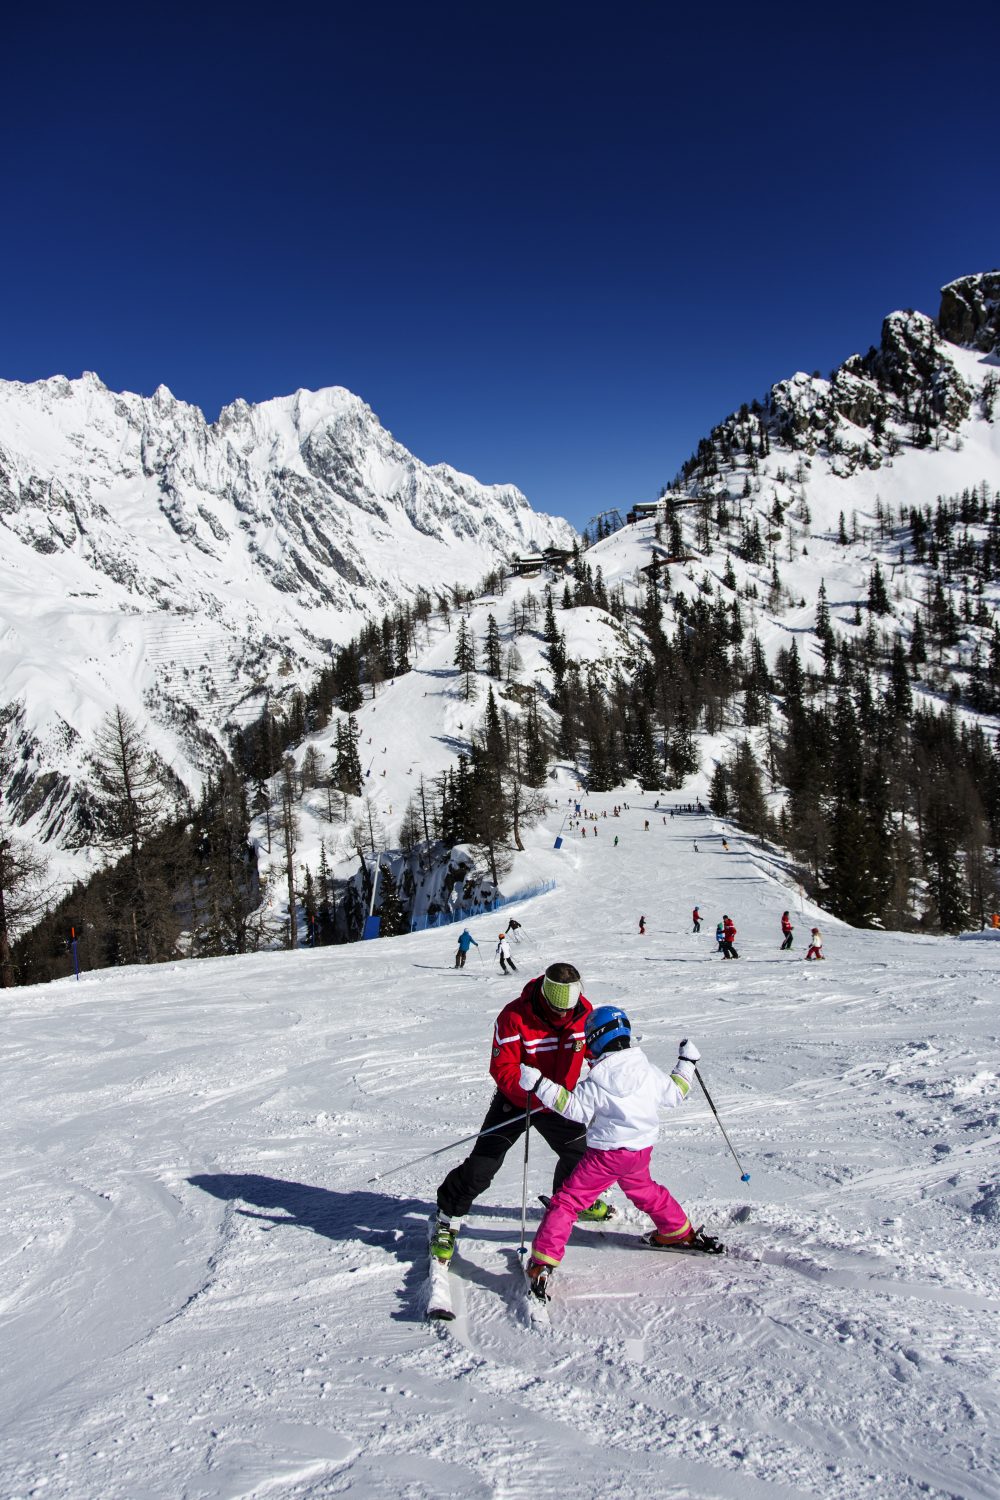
721;915;739;960
431;964;613;1262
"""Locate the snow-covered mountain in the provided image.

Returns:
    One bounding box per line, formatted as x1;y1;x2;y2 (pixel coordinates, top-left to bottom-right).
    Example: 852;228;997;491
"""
0;375;574;856
674;270;1000;517
4;271;1000;910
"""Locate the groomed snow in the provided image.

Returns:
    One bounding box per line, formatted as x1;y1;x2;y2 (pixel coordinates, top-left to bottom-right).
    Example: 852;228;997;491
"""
2;803;998;1498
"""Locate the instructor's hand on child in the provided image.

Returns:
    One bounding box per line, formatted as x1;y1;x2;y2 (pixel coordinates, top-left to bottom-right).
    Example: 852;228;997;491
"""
519;1063;543;1092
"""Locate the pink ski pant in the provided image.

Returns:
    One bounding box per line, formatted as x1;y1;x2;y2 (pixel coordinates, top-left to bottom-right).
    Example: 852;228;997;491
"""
532;1145;690;1266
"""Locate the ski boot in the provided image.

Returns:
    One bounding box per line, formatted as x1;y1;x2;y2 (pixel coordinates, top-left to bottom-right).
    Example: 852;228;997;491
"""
539;1194;618;1223
429;1211;461;1263
642;1224;725;1255
577;1198;617;1223
525;1256;554;1301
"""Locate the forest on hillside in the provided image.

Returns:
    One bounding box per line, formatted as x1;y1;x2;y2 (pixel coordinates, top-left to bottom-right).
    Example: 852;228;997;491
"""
6;483;1000;987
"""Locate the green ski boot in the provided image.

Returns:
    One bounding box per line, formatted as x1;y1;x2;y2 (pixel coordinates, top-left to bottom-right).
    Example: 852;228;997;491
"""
429;1212;461;1263
577;1198;616;1223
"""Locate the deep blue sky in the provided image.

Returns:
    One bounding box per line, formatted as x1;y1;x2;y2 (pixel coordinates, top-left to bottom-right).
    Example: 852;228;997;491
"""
3;2;997;530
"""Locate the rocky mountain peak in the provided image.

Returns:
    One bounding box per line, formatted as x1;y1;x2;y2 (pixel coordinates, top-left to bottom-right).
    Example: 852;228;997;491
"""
938;271;1000;355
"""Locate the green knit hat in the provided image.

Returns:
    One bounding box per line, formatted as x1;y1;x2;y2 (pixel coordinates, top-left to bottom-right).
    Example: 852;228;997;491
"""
541;971;582;1012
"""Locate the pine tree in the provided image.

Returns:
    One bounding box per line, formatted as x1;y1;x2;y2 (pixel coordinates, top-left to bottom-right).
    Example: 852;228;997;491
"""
87;706;176;962
377;862;408;937
0;727;50;986
483;614;502;678
334;717;363;799
729;741;771;837
708;761;731;816
867;562;891;616
454;617;477;700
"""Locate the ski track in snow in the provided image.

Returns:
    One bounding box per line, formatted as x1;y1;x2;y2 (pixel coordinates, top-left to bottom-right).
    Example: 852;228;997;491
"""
2;807;1000;1498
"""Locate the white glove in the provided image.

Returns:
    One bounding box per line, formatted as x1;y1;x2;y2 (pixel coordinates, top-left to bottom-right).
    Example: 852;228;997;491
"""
678;1039;700;1063
519;1063;542;1092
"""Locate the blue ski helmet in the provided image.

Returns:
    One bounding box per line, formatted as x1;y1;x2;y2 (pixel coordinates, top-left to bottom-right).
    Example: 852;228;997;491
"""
585;1005;631;1058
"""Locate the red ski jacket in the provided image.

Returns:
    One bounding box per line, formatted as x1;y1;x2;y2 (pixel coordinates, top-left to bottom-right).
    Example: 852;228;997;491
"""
490;976;592;1110
723;918;737;943
781;914;793;935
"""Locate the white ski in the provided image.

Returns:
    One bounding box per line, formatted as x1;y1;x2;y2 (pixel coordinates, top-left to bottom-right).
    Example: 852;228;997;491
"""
426;1259;455;1320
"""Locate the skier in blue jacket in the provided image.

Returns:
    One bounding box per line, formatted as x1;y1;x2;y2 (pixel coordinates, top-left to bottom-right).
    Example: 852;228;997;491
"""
455;930;478;968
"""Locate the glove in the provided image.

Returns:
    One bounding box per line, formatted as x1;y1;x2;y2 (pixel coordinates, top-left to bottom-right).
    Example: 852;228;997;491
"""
678;1039;700;1063
519;1063;542;1092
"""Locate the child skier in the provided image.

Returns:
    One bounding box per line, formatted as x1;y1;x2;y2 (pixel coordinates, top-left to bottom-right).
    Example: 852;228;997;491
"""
715;918;725;951
780;911;793;951
496;933;517;974
805;928;824;960
520;1010;723;1299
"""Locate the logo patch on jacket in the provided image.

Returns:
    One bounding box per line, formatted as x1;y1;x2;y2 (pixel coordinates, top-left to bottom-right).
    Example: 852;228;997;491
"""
492;1046;500;1057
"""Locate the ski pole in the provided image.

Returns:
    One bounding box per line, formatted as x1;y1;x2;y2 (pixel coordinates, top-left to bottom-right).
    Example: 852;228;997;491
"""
518;1093;533;1260
367;1108;544;1183
695;1066;751;1183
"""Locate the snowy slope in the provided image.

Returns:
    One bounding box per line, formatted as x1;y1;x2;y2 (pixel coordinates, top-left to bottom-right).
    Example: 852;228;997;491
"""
0;373;574;864
2;802;998;1498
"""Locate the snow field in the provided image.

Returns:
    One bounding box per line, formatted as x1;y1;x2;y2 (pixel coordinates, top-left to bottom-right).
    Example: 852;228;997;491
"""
2;802;999;1498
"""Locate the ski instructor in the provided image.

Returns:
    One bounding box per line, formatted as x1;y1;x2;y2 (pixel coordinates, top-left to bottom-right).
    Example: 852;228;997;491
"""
430;962;613;1262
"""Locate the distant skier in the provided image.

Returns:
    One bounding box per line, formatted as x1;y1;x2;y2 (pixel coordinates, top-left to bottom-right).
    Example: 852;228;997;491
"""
693;842;699;853
722;838;730;852
455;929;478;969
496;933;517;974
805;928;825;961
721;915;739;960
638;915;646;936
780;911;794;951
644;820;650;832
506;917;523;943
613;835;619;847
692;906;701;933
521;1016;722;1299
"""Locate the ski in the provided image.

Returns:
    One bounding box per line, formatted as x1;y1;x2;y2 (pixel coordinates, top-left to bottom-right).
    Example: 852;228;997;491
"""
412;963;480;975
523;1261;552;1328
425;1259;456;1320
638;1227;726;1256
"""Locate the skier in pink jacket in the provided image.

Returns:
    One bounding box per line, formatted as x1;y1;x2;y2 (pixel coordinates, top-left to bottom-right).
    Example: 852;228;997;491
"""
518;1006;723;1300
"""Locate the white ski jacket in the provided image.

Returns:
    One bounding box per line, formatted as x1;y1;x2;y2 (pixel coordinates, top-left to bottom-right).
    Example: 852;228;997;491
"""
532;1046;694;1150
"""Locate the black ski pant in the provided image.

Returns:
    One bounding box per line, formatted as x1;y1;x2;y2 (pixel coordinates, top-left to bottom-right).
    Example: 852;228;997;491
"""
499;955;517;973
692;921;701;932
721;941;739;959
780;933;793;950
456;949;467;967
437;1091;587;1219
